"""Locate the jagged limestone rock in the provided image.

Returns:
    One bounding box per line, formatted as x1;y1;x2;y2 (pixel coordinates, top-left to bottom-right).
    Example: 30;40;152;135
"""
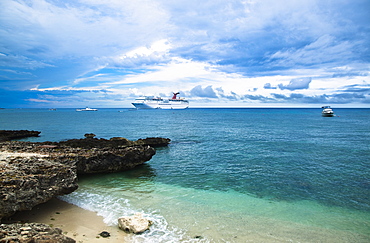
0;153;78;220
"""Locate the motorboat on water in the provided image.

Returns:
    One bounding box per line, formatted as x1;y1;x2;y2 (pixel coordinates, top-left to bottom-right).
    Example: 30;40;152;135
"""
76;107;98;111
321;106;334;117
132;92;189;110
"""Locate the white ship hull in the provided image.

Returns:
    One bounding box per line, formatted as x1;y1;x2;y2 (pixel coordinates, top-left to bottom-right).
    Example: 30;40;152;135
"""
76;107;98;111
132;94;189;110
321;106;334;117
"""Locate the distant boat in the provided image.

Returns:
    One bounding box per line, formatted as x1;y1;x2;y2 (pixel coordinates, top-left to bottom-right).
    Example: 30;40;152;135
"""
321;106;334;117
49;108;57;111
76;107;98;111
132;92;189;110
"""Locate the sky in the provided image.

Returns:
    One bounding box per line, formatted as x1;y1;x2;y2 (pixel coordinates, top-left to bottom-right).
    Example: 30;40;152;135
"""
1;0;370;108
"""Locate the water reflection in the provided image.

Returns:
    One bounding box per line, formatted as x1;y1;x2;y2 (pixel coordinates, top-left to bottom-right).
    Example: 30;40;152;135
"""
78;164;158;194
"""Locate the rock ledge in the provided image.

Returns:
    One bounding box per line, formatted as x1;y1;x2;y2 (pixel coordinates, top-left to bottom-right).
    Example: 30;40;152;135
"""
0;132;170;221
0;130;40;142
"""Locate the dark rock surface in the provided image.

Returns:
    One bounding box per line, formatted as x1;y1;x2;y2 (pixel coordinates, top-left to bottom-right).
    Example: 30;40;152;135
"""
0;130;41;142
0;136;170;174
135;137;172;147
0;223;75;243
57;136;171;149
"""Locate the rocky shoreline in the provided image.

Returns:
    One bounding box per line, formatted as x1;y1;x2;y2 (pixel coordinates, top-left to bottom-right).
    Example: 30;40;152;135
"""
0;130;170;242
0;130;41;142
0;223;75;243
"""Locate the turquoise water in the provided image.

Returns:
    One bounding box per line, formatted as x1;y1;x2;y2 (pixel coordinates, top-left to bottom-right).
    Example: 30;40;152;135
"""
1;108;370;242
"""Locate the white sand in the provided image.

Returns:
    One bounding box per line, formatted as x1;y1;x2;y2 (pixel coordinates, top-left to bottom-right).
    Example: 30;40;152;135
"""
1;151;131;242
8;198;130;243
0;151;48;160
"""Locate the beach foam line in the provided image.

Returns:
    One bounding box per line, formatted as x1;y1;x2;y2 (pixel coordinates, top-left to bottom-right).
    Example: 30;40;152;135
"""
60;191;201;243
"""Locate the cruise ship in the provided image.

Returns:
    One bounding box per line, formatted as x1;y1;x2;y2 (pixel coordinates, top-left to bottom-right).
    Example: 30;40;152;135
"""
132;92;189;109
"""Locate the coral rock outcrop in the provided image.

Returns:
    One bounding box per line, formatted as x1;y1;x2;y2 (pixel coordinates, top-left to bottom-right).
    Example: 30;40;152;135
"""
0;152;78;219
0;133;170;221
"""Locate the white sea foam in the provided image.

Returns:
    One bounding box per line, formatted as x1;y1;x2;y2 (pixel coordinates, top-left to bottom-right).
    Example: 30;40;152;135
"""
60;190;209;243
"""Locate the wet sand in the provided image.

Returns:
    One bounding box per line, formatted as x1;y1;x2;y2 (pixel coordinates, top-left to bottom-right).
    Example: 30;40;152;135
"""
6;198;130;243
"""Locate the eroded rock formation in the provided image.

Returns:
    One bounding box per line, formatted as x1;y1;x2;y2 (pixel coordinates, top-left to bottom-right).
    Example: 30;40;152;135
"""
0;132;170;221
0;152;78;219
0;135;170;174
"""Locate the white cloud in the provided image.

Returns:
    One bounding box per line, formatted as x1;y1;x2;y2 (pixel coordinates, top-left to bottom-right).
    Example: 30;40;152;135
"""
124;39;171;58
269;35;356;68
278;77;312;90
106;39;173;68
107;56;215;87
191;85;218;98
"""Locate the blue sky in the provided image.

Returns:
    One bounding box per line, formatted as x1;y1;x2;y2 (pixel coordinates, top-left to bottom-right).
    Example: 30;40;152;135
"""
1;0;369;108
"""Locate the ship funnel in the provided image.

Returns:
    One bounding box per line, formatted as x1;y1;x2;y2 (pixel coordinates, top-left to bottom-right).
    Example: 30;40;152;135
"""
172;92;180;99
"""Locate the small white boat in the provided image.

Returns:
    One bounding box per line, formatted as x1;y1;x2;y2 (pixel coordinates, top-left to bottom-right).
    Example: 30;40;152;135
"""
76;107;98;111
321;106;334;117
132;92;189;110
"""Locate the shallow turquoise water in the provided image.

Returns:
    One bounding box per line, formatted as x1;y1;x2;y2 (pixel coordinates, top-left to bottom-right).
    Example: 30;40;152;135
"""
1;108;370;242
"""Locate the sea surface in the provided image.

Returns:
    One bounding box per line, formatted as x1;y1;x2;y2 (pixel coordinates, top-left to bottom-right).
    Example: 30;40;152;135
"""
1;108;370;242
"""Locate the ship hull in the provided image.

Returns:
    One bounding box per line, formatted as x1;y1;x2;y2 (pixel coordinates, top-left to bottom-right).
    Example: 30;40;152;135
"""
132;102;189;110
132;93;189;110
132;99;189;109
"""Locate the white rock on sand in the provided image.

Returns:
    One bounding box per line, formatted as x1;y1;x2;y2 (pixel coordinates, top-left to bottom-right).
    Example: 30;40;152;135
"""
118;213;153;234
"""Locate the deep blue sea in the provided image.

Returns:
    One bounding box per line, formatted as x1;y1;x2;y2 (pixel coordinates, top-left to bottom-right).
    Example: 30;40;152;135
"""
1;108;370;242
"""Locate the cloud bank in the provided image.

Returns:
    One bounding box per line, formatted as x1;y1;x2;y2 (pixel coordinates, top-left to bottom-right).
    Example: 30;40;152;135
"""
0;0;369;107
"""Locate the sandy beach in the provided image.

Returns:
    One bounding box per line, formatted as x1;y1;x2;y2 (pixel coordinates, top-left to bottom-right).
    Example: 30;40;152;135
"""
5;198;130;243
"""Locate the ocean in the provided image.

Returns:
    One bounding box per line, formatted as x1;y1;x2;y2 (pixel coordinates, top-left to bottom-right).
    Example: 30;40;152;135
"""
1;108;369;242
